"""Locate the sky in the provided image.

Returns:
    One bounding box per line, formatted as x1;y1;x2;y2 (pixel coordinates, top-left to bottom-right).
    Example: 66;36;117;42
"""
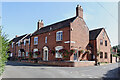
1;2;118;46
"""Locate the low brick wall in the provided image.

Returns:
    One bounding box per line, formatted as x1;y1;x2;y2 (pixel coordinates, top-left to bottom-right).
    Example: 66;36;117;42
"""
74;61;95;67
38;61;74;67
21;60;35;63
38;61;95;67
20;60;95;67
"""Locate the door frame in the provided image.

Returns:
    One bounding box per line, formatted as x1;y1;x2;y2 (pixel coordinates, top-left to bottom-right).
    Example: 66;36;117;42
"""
43;46;48;61
73;48;78;61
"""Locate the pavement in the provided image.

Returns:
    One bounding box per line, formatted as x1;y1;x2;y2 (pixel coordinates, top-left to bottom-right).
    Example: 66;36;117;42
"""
1;61;120;79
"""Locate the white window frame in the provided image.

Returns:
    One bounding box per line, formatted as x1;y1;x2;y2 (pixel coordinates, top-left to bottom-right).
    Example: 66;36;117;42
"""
29;38;30;45
45;36;47;43
18;41;20;46
34;37;38;45
18;50;21;57
12;42;14;48
25;52;28;56
56;31;63;41
33;49;38;58
55;46;63;58
24;40;26;46
103;32;105;39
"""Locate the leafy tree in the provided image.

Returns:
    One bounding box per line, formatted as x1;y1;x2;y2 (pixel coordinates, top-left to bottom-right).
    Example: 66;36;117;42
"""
0;26;9;76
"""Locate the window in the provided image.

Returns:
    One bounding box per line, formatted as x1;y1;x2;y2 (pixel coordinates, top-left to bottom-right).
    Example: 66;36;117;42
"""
45;37;47;43
18;50;21;57
56;31;63;41
29;38;30;45
33;49;38;58
103;32;105;39
105;52;107;58
105;40;107;46
18;41;20;46
22;52;24;57
55;46;63;58
26;52;28;56
24;40;26;46
55;51;62;58
100;52;103;58
100;39;103;45
34;37;38;45
12;42;14;48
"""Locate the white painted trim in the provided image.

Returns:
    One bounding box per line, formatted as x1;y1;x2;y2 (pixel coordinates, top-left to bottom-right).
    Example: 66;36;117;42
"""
43;46;48;61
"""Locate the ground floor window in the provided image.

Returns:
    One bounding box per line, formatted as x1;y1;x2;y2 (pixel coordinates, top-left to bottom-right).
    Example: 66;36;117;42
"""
22;52;24;57
100;52;103;58
26;52;28;56
18;50;21;57
105;52;107;58
33;49;38;58
55;46;63;58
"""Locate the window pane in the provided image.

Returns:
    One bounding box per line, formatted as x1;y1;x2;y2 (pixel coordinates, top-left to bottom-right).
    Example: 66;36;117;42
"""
105;40;107;46
105;52;107;58
100;39;103;45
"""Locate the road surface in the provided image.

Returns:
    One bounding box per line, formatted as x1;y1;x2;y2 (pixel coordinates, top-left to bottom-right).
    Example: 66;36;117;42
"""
2;61;120;79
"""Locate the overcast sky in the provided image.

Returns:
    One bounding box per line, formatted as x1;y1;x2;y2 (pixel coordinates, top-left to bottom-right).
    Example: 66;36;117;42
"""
2;2;118;46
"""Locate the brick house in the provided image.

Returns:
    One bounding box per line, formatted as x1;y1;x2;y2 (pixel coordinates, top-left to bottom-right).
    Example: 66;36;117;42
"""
30;5;89;61
89;28;111;63
9;34;31;60
8;5;112;65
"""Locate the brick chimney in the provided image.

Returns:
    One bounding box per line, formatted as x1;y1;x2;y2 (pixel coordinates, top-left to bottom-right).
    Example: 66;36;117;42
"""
15;35;18;38
37;20;44;30
76;5;83;18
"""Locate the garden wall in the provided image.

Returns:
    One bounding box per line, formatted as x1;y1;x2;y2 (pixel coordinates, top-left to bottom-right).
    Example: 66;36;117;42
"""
21;60;95;67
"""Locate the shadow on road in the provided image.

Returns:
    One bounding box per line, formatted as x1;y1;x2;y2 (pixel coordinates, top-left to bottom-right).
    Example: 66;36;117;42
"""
102;63;120;80
6;61;60;67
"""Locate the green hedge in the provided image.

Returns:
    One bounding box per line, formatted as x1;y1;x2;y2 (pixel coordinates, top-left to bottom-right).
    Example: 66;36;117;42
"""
0;26;9;76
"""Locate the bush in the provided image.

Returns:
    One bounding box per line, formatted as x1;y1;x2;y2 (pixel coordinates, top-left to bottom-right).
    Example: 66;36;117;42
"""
0;26;9;76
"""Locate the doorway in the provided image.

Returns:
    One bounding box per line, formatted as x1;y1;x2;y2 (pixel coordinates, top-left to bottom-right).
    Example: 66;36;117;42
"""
43;46;48;61
74;49;78;61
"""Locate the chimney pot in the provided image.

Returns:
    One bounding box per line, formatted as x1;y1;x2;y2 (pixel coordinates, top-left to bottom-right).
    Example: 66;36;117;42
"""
15;35;18;38
37;19;44;30
76;4;83;18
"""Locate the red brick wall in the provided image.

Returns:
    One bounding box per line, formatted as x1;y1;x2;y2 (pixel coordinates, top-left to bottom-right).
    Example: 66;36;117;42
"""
31;27;71;61
70;17;89;61
90;29;111;63
96;29;111;63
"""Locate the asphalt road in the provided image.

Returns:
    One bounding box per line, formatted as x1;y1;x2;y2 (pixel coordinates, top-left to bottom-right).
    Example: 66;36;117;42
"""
2;61;120;78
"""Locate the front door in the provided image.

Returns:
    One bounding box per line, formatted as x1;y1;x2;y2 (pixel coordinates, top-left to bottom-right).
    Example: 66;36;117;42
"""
43;46;48;61
44;50;48;61
74;50;78;61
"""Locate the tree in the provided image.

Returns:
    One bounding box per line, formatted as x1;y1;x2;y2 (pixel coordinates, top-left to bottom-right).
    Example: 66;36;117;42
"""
0;26;9;76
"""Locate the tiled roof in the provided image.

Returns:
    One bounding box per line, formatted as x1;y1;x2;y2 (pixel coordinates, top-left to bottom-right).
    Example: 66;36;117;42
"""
11;34;27;43
89;28;103;40
32;16;77;36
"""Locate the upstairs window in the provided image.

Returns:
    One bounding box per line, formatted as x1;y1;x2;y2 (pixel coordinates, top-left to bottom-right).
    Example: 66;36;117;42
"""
100;52;103;58
105;40;107;46
12;42;14;48
105;52;107;58
29;38;30;45
56;31;63;41
45;37;47;43
34;37;38;45
18;41;20;46
103;32;105;39
26;52;28;56
100;39;103;45
24;40;26;46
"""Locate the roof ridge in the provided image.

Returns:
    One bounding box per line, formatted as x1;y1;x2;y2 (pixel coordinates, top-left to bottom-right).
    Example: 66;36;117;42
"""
90;28;103;32
42;16;76;29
